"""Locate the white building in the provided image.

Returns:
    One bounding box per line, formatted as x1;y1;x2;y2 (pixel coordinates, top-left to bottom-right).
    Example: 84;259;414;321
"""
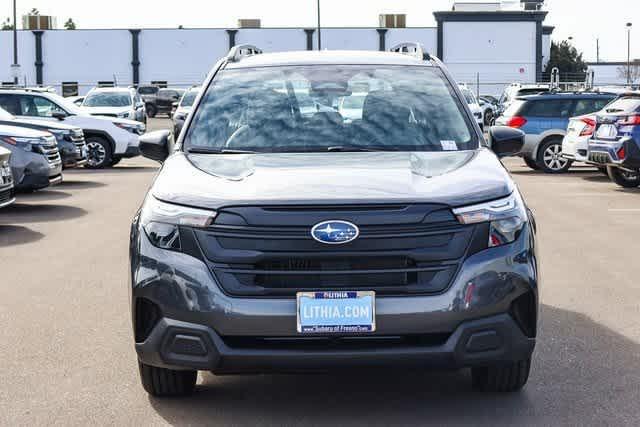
0;2;553;97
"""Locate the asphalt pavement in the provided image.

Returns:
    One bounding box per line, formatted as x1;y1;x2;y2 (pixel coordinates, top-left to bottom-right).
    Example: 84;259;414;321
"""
1;118;639;426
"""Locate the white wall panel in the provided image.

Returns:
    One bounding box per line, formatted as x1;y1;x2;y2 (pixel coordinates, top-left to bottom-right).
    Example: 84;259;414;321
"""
321;29;378;51
0;31;37;85
236;28;306;52
139;29;227;87
443;21;537;95
42;30;131;92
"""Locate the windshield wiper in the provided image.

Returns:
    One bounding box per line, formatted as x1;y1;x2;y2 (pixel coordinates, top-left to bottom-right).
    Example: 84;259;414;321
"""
327;145;394;152
187;147;256;154
606;108;625;113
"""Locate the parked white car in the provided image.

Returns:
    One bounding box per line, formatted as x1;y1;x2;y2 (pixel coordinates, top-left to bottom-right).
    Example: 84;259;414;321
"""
561;114;597;164
81;87;146;123
458;84;484;130
499;83;551;111
0;88;145;168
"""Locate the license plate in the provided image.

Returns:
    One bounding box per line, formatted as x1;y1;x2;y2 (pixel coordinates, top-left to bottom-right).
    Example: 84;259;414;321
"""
596;124;618;139
297;291;375;334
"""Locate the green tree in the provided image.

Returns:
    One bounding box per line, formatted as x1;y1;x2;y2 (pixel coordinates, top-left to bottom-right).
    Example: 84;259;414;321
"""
545;40;588;79
64;18;76;30
1;17;13;30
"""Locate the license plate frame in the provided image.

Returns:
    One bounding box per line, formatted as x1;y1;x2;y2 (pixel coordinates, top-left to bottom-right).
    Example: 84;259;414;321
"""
296;291;376;334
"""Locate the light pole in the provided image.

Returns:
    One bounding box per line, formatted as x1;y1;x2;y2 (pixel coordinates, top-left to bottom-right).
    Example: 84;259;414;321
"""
627;22;633;86
12;0;18;84
316;0;321;50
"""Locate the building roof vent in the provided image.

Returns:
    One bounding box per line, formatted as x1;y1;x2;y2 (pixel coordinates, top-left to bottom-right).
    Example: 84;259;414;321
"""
237;19;261;28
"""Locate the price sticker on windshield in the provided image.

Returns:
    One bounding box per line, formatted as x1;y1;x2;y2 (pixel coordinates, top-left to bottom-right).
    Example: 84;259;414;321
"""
441;140;458;151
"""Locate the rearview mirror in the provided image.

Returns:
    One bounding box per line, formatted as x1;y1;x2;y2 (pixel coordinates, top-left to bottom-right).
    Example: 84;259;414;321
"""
488;126;525;158
139;130;172;163
51;111;67;120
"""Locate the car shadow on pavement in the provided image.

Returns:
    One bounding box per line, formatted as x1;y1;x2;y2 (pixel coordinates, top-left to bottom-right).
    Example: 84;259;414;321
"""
148;305;640;426
0;225;44;247
55;180;107;190
0;203;87;223
72;166;158;174
15;190;72;202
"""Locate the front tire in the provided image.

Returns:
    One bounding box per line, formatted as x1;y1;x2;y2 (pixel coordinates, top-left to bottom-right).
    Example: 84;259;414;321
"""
524;157;541;170
471;358;531;392
85;136;112;169
146;104;157;118
484;109;495;126
607;166;640;188
538;139;572;174
138;362;197;397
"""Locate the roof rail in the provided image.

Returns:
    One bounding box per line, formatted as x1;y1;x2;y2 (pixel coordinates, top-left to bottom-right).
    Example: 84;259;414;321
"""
389;42;431;61
226;44;263;62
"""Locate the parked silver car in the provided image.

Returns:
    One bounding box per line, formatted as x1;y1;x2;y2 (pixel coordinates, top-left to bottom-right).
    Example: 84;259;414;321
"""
0;125;62;192
0;146;15;208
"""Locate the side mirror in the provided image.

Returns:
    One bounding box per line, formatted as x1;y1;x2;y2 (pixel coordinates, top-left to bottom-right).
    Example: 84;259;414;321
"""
488;126;525;158
139;130;172;163
52;111;67;120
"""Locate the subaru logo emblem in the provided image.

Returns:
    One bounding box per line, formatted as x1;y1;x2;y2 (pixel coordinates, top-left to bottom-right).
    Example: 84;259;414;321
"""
311;220;359;245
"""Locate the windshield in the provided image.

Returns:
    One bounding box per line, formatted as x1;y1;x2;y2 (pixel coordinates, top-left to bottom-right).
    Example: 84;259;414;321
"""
185;65;477;153
0;107;14;120
503;100;526;117
603;97;640;113
180;89;199;107
83;92;131;108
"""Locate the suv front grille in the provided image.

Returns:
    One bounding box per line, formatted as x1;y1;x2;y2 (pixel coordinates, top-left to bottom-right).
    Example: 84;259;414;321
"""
0;187;14;204
193;204;484;297
589;152;611;164
39;143;62;167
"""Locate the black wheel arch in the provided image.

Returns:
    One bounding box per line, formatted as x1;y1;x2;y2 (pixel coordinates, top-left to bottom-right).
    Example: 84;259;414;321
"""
535;134;565;162
83;129;116;153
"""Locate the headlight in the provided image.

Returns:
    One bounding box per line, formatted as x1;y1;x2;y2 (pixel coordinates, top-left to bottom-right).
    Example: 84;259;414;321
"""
140;196;216;250
452;192;527;247
0;136;37;152
47;129;72;142
115;122;145;135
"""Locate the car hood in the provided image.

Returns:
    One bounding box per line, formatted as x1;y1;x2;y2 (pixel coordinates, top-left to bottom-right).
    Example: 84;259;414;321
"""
10;118;78;131
0;124;52;139
152;149;514;209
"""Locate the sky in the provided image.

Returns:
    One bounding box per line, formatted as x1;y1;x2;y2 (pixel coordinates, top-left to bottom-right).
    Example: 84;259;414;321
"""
2;0;639;62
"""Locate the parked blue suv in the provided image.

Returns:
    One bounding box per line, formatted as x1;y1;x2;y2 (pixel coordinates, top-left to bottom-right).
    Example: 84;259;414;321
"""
588;95;640;187
496;92;616;173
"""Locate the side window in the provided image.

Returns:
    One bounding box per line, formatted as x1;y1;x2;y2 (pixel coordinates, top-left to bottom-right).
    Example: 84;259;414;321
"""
526;100;574;118
0;94;21;115
25;96;66;117
594;98;614;112
573;99;598;116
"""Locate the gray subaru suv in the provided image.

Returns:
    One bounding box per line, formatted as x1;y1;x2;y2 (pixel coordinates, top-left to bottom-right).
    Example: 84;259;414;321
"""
130;44;538;397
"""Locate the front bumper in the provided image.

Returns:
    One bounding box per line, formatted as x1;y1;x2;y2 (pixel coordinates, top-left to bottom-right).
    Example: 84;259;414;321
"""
0;184;15;208
588;137;640;171
120;145;141;159
131;221;539;373
137;313;535;373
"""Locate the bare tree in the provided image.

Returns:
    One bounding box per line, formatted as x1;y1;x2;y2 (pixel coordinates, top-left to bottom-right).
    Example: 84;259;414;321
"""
617;63;640;85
